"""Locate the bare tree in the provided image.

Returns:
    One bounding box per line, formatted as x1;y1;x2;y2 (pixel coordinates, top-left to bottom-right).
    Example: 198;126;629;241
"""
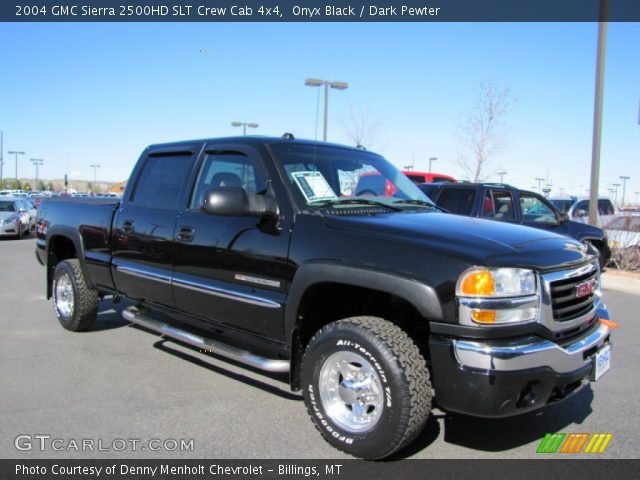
456;80;514;182
343;107;382;150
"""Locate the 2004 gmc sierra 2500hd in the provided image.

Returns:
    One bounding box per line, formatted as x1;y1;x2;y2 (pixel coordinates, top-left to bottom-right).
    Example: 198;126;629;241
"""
36;135;612;459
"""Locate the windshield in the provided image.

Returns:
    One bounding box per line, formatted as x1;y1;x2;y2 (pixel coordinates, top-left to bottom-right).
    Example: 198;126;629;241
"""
271;143;435;210
0;201;16;212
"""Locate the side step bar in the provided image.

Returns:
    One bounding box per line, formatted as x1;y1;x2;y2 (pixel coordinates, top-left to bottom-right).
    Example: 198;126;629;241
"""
122;306;290;373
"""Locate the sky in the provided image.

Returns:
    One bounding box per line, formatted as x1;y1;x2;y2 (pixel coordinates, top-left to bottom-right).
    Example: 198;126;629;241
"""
1;21;639;201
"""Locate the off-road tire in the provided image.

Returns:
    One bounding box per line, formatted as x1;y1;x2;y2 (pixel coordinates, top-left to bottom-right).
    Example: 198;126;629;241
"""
301;316;432;459
52;259;99;331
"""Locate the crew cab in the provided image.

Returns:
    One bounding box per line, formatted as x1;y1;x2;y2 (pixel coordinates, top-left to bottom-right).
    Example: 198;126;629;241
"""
419;182;611;270
36;136;613;459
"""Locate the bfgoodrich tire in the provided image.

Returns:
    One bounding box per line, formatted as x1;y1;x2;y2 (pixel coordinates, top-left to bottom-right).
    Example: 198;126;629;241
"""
52;259;99;331
301;316;432;459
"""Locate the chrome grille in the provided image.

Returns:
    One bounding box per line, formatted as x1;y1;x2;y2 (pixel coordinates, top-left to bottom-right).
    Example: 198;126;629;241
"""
549;268;598;322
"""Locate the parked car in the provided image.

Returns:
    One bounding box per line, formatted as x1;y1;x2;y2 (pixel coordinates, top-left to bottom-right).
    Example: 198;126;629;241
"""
354;170;455;197
0;198;30;238
402;170;456;185
36;136;612;459
420;183;611;269
548;195;617;228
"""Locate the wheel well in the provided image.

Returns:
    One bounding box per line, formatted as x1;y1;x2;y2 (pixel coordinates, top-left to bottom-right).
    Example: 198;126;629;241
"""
47;235;78;298
290;282;431;389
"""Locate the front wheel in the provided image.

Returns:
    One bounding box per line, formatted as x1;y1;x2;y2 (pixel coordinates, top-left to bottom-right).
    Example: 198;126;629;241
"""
301;316;432;459
52;259;99;331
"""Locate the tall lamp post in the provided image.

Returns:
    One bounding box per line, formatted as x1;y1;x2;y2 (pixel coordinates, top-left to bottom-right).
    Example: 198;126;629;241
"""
0;131;4;187
231;121;259;136
304;78;349;141
611;183;621;205
535;177;545;194
497;171;507;183
90;164;101;191
619;175;630;206
429;157;437;173
30;159;43;191
7;150;25;183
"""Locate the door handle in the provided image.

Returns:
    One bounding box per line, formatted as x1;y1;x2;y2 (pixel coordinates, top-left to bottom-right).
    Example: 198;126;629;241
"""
176;227;195;242
121;221;135;234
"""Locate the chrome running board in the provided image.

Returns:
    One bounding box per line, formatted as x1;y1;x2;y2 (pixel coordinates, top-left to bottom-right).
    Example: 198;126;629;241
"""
122;306;289;373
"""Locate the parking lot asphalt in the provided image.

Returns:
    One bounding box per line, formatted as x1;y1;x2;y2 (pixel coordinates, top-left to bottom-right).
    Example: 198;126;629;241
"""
1;236;638;460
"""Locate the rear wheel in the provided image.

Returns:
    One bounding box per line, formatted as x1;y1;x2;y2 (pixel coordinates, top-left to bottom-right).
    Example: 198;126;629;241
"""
301;316;432;459
52;259;99;331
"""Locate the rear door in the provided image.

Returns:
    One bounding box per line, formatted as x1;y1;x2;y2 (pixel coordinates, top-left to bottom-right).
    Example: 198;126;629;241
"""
480;188;517;223
171;144;291;339
111;145;197;307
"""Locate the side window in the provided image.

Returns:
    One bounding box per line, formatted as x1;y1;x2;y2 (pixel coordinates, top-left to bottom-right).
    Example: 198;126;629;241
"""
487;190;515;221
520;193;558;225
598;199;615;216
190;152;266;209
131;154;193;210
481;191;495;218
573;200;589;217
436;187;476;215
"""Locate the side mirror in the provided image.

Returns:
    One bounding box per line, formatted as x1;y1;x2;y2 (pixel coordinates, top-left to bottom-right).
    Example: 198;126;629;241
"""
559;213;569;223
201;187;278;218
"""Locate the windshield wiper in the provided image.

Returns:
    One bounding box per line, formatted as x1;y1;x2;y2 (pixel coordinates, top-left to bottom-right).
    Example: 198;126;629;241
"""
311;198;403;211
392;199;446;211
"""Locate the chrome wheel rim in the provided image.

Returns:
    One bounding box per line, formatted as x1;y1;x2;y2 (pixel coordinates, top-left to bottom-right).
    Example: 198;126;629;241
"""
318;351;384;433
55;274;74;318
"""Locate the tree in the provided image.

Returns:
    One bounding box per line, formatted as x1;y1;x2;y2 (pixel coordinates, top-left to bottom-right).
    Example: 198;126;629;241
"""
455;80;514;182
343;107;383;150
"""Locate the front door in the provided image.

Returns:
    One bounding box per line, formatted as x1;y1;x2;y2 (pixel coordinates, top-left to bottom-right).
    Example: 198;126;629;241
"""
172;145;291;340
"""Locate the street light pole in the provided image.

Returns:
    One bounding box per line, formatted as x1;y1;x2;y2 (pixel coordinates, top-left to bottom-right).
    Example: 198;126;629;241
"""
497;171;507;183
231;121;259;136
619;175;630;206
90;164;101;189
0;131;3;187
588;0;609;226
7;150;25;184
535;177;545;194
30;159;43;190
611;183;621;205
305;78;349;142
429;157;437;173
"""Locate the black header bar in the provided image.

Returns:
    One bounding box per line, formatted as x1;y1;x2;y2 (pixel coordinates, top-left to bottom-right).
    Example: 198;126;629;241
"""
3;0;640;22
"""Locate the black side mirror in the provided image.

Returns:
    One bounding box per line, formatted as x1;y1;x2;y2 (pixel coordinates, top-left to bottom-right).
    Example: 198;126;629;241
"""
559;213;570;223
201;187;278;218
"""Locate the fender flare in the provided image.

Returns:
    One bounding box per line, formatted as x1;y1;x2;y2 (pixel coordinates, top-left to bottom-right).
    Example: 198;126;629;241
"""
45;226;94;298
284;261;444;346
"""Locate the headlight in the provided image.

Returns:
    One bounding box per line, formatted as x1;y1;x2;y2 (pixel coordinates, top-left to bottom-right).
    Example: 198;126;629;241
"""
3;215;19;225
456;267;538;326
457;267;536;297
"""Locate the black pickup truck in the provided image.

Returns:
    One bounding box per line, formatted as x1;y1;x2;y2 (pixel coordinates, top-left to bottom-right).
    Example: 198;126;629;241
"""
36;135;612;459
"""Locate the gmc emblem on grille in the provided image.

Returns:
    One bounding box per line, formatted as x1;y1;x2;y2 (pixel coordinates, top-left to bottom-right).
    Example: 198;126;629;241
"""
575;279;596;298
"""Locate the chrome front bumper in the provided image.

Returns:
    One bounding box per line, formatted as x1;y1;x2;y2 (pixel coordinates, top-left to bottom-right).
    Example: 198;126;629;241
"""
454;322;611;374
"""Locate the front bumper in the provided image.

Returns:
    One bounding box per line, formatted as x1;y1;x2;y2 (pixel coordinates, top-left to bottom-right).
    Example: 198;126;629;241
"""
0;220;21;236
430;318;612;418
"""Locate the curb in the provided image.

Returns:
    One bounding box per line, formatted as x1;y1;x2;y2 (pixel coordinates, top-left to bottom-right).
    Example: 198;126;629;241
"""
601;270;640;295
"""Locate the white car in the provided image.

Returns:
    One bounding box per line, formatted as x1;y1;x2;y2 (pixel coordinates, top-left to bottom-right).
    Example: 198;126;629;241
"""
549;195;617;228
0;198;30;238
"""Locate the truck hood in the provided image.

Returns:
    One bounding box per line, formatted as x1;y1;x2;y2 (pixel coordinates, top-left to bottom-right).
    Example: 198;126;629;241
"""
324;211;590;270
